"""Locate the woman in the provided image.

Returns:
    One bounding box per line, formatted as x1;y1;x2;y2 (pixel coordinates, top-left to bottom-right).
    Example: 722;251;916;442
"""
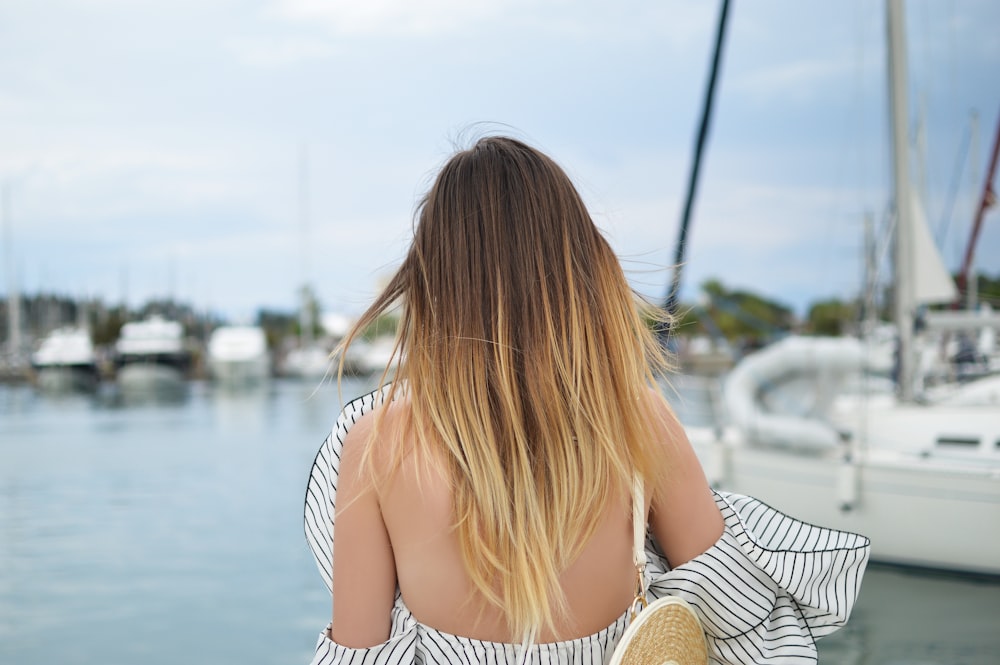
304;136;869;665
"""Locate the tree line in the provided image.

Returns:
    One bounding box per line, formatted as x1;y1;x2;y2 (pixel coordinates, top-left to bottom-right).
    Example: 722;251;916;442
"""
3;271;997;350
670;272;1000;342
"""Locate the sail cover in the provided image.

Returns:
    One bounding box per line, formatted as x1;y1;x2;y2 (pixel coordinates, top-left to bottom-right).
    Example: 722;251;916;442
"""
910;192;959;306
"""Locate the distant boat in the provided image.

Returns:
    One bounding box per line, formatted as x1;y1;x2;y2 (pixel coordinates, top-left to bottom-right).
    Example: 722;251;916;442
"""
31;326;99;392
345;336;400;377
115;315;191;393
281;343;333;380
207;325;270;386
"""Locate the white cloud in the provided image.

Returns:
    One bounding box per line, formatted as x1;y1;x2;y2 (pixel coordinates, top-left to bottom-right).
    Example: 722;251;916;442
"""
2;0;996;320
696;183;852;249
730;58;856;103
266;0;504;36
265;0;713;47
224;34;336;68
1;142;267;228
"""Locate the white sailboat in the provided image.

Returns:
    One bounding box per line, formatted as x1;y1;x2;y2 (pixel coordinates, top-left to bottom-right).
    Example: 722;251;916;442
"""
207;325;271;386
281;147;336;381
684;0;1000;577
282;286;335;380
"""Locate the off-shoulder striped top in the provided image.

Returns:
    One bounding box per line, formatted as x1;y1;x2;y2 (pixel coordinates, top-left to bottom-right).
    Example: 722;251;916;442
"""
304;388;870;665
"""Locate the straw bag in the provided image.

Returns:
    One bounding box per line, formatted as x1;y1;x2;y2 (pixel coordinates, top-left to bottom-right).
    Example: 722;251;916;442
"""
607;479;708;665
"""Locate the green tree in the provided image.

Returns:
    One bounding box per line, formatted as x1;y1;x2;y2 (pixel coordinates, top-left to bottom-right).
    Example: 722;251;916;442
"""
667;279;794;343
806;299;857;336
973;271;1000;307
90;306;126;346
698;279;794;340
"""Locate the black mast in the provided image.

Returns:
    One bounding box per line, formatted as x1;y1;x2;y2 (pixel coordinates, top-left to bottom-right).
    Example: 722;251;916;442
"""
661;0;732;340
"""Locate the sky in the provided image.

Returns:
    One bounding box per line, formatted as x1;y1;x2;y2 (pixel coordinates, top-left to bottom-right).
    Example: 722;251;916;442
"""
2;0;999;322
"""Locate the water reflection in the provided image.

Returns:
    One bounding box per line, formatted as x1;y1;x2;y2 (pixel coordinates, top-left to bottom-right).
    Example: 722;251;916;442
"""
819;564;1000;664
0;382;40;415
98;378;191;408
209;382;276;433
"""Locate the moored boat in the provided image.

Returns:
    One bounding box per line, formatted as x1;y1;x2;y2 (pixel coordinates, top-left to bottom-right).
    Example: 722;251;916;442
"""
682;336;1000;577
115;316;191;394
207;325;270;386
31;326;99;393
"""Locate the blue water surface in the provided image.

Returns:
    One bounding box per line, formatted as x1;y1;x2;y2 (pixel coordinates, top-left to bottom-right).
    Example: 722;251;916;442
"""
1;377;997;665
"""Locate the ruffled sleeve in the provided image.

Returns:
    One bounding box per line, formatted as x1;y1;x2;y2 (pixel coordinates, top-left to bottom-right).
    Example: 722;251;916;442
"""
644;491;870;664
308;600;419;665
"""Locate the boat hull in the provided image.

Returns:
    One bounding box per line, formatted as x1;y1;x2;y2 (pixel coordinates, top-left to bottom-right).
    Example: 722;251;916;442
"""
33;365;99;393
209;357;270;386
688;428;1000;577
116;362;187;396
281;345;333;380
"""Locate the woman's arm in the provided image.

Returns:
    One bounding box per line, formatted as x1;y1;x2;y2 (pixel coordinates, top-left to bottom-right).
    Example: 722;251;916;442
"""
647;395;724;568
329;411;398;648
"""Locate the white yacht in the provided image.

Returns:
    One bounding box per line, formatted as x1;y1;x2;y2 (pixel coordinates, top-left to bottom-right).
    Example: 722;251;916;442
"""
682;336;1000;577
115;316;191;393
31;326;99;392
207;325;271;386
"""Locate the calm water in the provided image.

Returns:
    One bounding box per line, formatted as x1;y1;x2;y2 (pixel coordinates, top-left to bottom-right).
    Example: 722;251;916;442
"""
1;378;998;665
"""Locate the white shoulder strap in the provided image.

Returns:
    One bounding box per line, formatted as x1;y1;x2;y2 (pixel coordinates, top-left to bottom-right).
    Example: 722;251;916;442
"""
632;475;647;571
631;474;650;618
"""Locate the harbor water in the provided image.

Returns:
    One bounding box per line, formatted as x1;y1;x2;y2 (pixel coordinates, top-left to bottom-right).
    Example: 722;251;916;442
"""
1;377;998;664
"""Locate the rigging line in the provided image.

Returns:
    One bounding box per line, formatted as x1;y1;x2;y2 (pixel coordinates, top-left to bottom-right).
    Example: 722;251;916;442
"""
935;116;972;248
957;108;1000;296
662;0;731;330
816;1;869;314
860;205;895;328
854;0;869;213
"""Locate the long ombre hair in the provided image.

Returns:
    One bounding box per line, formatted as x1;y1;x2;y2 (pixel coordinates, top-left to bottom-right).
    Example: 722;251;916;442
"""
337;136;674;640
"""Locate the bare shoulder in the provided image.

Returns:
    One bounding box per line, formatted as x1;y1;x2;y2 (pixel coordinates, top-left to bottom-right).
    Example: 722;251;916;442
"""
643;385;724;567
341;404;377;449
338;406;376;481
641;386;687;452
339;395;412;483
641;384;706;481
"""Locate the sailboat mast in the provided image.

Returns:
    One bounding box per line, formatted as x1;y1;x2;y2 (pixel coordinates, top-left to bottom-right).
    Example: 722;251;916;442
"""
663;0;731;326
3;183;23;362
298;144;314;347
886;0;916;402
957;109;1000;302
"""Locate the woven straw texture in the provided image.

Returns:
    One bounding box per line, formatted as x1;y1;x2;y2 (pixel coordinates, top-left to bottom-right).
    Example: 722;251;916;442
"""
615;598;707;665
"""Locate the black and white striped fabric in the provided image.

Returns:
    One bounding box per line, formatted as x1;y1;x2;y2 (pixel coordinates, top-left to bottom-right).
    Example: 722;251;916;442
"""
304;389;870;665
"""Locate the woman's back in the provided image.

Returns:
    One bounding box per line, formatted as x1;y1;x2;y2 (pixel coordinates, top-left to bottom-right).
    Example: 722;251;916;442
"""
334;390;720;646
374;405;637;642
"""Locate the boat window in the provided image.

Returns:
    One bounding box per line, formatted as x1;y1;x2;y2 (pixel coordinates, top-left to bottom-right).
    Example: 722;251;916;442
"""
935;437;980;447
